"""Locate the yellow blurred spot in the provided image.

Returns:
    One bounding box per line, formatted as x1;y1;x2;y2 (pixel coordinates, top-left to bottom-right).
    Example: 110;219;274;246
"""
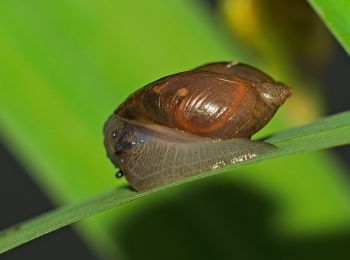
223;0;258;41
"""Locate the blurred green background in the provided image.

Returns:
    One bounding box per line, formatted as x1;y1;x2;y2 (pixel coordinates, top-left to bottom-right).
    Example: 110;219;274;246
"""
1;0;350;259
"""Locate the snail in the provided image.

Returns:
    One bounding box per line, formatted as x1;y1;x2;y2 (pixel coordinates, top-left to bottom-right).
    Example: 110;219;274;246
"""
104;62;292;191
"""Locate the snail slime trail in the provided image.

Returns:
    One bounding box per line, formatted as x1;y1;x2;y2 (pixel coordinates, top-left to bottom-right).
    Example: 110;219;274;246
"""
104;62;292;191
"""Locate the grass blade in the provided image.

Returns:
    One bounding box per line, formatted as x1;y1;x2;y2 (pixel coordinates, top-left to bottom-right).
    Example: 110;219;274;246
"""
309;0;350;55
1;110;349;254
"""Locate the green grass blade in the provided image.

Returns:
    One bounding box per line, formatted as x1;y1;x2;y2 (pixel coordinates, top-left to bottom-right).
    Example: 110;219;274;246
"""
1;110;349;254
309;0;350;55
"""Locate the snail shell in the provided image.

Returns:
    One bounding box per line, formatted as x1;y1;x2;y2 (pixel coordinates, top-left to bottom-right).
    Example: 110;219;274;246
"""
104;62;292;191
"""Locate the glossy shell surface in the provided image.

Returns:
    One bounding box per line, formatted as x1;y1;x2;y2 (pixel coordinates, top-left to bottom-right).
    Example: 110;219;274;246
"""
116;62;291;139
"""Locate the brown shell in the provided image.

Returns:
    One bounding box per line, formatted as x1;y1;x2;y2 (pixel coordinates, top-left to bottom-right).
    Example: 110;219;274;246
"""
116;62;291;139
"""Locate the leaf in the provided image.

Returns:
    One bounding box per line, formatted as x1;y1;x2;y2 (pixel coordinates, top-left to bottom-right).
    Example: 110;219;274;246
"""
1;110;349;254
309;0;350;55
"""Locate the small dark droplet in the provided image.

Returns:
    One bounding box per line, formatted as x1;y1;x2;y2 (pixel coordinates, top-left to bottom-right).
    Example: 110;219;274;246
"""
115;170;124;179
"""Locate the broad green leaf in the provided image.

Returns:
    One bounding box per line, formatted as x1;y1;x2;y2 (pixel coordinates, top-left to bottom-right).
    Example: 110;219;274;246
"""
309;0;350;55
1;110;349;254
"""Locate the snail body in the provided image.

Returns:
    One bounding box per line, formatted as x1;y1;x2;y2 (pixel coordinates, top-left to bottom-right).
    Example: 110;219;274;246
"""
104;62;291;191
